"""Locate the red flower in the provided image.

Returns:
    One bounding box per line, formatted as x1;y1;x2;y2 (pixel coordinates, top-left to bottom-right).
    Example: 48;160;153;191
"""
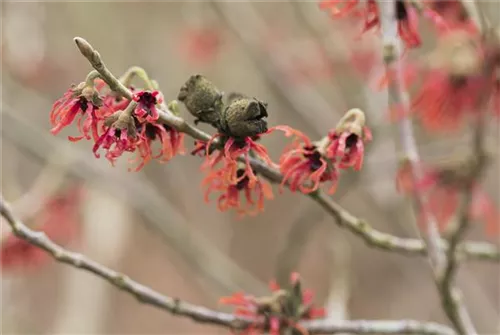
277;126;339;194
1;186;84;272
326;114;372;171
319;0;422;49
179;27;223;66
394;0;421;48
133;90;162;122
130;123;185;171
269;272;326;320
426;0;467;23
220;273;325;335
396;160;499;237
92;114;138;166
203;166;273;218
319;0;362;18
411;70;485;132
50;83;110;142
202;134;275;190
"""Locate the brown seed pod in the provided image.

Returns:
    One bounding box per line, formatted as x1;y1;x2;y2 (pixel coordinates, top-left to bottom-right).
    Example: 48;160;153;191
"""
177;74;224;128
225;91;247;105
219;97;269;138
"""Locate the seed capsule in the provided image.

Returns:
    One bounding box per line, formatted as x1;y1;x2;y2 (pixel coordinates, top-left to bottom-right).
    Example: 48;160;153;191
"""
177;74;224;128
219;97;269;138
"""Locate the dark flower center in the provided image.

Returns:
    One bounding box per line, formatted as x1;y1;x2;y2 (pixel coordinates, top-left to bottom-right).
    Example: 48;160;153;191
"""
139;92;157;107
449;75;468;88
395;0;408;21
236;169;250;190
345;134;359;149
145;123;158;140
115;129;122;138
303;145;323;172
78;96;89;112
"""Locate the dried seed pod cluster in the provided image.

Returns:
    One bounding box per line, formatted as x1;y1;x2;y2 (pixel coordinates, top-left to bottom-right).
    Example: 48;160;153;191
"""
178;75;269;138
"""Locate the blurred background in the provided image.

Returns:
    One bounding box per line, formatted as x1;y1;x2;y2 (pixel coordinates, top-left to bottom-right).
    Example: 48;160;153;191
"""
1;1;499;334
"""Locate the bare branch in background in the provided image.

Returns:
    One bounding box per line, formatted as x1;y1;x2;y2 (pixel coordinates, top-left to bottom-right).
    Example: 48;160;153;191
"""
0;196;457;335
377;1;492;334
376;0;445;270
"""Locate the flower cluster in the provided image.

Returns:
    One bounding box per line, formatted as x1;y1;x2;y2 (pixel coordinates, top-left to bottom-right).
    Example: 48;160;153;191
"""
179;76;276;217
406;27;500;132
396;159;499;237
195;132;275;218
49;76;184;171
358;0;499;132
220;272;325;335
277;108;372;195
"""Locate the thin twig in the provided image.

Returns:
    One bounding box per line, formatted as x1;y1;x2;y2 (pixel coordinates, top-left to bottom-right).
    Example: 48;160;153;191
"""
0;195;456;335
376;0;445;270
71;36;500;263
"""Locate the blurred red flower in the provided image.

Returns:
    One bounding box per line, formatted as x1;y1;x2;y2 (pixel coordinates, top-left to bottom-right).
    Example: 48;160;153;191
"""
220;272;325;335
179;27;223;66
1;185;84;271
396;160;499;237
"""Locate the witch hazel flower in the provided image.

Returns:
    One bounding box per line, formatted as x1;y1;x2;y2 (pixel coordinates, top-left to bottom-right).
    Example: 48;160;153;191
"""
50;81;111;142
133;90;162;122
326;108;372;171
220;272;325;335
93;110;139;166
275;126;339;194
132;122;185;171
411;30;491;132
319;0;422;49
396;159;499;237
203;163;274;218
203;96;274;189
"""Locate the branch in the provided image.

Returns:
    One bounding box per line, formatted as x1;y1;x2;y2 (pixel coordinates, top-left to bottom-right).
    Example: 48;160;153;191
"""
304;319;456;335
0;195;455;335
72;36;500;263
376;1;483;334
438;2;489;333
376;0;445;271
0;195;242;329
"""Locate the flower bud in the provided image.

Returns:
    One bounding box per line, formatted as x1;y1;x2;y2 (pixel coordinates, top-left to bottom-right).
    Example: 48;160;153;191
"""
219;97;269;138
334;108;366;137
72;81;103;107
104;110;137;138
177;74;224;128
